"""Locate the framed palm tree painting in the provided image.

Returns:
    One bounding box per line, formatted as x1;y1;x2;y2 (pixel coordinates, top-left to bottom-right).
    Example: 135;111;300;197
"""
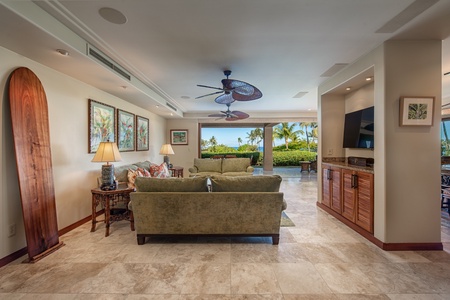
136;115;149;151
88;99;115;153
117;109;135;151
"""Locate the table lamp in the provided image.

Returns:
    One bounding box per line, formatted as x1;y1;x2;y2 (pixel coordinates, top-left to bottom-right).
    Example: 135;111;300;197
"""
159;144;174;167
92;140;122;190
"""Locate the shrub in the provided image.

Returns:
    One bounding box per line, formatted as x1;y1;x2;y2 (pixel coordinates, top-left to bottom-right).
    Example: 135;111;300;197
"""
271;150;317;166
201;151;260;165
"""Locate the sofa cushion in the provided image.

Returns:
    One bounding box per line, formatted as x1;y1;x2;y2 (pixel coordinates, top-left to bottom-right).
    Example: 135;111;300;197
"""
210;175;282;192
135;176;209;192
194;158;222;173
221;157;251;173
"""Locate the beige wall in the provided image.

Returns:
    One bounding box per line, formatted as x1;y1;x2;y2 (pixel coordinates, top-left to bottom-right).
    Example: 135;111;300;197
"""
0;46;166;259
318;40;442;244
166;119;199;175
383;40;441;243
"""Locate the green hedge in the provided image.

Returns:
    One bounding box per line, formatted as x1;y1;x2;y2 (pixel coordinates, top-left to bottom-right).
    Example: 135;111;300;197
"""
200;150;316;166
272;151;317;166
201;151;260;165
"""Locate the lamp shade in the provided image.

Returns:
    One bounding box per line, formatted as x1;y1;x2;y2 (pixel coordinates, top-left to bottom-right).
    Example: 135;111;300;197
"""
159;144;175;155
92;141;122;163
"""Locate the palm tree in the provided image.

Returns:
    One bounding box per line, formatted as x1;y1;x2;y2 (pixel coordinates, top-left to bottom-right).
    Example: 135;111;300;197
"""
209;136;217;152
200;139;209;151
237;137;242;147
253;128;263;150
299;122;318;152
246;131;257;146
273;122;301;150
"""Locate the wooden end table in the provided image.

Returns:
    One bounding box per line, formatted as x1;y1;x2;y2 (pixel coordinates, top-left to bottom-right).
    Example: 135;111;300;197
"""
91;184;135;237
169;166;184;177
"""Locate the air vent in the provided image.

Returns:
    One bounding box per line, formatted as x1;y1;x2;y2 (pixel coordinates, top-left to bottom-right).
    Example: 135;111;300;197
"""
375;0;439;33
293;91;308;99
165;102;178;112
87;44;131;81
320;63;348;77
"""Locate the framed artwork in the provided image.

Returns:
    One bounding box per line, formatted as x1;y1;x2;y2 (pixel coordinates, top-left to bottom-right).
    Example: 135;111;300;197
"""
88;99;115;153
136;115;149;151
170;129;188;145
400;96;435;126
117;109;135;151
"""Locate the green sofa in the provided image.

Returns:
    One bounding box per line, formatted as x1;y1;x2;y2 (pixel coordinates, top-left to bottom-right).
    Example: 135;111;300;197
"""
188;157;254;177
130;175;285;245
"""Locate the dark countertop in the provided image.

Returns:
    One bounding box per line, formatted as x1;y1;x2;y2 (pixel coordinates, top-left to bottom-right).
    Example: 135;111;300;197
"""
322;161;374;174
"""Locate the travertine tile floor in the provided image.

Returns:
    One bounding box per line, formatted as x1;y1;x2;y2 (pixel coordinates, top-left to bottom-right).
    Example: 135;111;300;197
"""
1;172;450;299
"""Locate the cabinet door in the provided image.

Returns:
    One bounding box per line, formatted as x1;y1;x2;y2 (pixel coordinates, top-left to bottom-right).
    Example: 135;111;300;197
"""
330;168;342;213
342;169;356;222
322;168;331;207
355;172;374;233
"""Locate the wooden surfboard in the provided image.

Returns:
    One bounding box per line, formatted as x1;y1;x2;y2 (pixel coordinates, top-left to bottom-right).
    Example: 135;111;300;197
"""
8;67;63;262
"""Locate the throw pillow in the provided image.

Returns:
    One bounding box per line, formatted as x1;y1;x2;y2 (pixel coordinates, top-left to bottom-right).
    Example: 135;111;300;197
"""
149;163;171;178
210;175;282;192
137;167;151;177
135;176;209;192
127;168;143;188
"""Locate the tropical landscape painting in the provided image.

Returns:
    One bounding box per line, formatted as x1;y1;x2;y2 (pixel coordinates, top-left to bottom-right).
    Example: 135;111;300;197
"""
118;109;135;151
89;99;115;153
136;116;149;151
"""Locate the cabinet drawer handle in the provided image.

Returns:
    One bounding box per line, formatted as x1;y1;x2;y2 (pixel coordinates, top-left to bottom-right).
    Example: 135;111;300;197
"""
351;174;358;189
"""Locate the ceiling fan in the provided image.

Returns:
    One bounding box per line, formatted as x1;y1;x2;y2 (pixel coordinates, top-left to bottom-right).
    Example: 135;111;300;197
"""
196;70;262;104
208;103;249;121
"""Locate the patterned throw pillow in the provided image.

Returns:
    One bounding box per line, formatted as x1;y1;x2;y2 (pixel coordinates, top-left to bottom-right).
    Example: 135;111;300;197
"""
127;168;143;188
137;167;151;177
149;163;171;178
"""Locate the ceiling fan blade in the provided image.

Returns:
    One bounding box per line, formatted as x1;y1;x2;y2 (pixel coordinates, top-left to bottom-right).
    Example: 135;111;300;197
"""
195;91;223;99
222;79;263;101
197;84;225;91
231;110;250;119
215;93;235;104
232;89;262;101
208;113;226;118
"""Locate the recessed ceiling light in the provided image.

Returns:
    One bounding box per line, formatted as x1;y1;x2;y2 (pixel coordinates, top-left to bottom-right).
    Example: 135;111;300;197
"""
156;105;160;108
445;71;450;76
346;87;351;91
56;49;69;56
366;76;373;81
99;7;127;25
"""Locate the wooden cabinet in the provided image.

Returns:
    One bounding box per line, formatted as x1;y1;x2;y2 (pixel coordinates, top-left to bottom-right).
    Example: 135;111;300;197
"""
322;165;342;213
342;169;356;222
322;164;374;234
342;169;374;233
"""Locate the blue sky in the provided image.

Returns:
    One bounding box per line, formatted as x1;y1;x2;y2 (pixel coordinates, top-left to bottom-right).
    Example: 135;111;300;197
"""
201;123;304;147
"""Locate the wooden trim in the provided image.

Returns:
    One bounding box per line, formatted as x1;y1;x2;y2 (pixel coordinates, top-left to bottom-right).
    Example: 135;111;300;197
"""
0;211;103;268
0;247;28;268
382;242;443;251
58;211;102;236
317;202;443;251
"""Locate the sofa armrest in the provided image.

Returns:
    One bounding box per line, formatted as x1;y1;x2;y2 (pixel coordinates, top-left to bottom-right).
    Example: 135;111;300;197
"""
246;166;254;173
188;166;198;173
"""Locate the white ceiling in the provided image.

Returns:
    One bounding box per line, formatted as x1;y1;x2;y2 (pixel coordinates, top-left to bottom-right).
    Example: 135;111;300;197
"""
1;0;450;123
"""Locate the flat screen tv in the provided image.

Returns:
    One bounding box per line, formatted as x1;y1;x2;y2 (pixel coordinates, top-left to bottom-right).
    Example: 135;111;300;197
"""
343;106;374;149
